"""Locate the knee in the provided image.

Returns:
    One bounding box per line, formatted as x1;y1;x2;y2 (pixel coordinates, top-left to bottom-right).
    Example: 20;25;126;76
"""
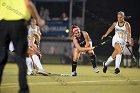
73;58;78;62
90;54;96;61
88;50;94;55
117;50;122;54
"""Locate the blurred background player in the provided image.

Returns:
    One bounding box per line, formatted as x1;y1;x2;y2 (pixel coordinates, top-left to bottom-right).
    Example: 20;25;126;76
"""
71;25;99;76
0;0;45;93
122;38;134;68
138;37;140;68
102;11;131;74
26;33;48;76
28;18;41;42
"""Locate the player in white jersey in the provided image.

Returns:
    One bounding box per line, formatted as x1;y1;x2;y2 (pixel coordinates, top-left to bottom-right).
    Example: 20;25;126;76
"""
26;19;48;75
26;33;48;76
28;18;41;42
102;11;131;74
122;38;134;68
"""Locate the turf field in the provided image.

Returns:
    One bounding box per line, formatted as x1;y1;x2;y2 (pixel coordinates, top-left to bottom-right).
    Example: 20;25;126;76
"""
1;63;140;93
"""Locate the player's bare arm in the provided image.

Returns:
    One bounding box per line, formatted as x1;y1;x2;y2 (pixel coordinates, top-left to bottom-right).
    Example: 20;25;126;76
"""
83;31;90;47
25;0;45;26
102;22;116;39
73;38;93;52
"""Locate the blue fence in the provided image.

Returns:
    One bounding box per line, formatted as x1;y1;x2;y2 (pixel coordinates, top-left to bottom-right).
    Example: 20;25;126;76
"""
42;20;69;37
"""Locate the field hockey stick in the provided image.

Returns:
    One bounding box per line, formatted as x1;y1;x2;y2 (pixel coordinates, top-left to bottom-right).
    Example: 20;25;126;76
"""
46;73;71;76
126;45;137;63
93;36;112;49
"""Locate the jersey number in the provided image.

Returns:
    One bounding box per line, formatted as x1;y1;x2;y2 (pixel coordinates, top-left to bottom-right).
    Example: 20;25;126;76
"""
118;31;124;38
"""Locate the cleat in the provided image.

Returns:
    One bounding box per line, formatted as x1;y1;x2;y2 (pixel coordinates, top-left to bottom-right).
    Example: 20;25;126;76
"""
37;70;49;76
27;71;35;76
71;72;77;76
94;67;99;73
103;62;107;73
114;68;120;74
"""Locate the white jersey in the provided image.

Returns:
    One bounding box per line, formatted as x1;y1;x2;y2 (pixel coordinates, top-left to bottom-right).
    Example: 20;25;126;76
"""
28;25;39;36
115;21;127;41
112;21;128;49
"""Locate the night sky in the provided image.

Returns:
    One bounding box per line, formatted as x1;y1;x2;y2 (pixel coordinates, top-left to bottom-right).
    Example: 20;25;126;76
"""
85;0;139;39
84;0;140;56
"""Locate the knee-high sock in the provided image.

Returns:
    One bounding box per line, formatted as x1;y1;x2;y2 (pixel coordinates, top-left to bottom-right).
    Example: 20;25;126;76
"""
72;60;77;73
105;56;114;66
90;55;97;68
123;58;127;67
128;59;131;67
115;54;122;69
26;57;33;73
31;55;43;71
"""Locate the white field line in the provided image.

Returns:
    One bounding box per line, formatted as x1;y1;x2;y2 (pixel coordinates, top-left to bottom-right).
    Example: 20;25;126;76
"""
1;80;140;88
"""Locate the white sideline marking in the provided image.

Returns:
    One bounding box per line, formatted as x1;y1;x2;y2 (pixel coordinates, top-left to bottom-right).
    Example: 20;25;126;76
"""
1;80;140;88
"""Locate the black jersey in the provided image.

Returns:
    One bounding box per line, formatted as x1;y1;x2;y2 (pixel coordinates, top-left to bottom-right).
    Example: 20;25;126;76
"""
75;32;86;47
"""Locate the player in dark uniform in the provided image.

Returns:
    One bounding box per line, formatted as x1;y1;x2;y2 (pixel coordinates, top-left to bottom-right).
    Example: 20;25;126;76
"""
71;25;99;76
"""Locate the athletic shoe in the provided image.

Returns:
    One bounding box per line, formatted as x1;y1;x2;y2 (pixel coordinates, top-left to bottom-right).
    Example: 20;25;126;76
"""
37;70;49;76
103;62;107;73
71;72;77;76
114;68;120;74
27;71;35;76
94;67;99;73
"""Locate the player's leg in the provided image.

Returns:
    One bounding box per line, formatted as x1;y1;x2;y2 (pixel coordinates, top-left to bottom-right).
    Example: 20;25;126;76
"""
26;57;34;75
0;21;10;85
0;45;9;85
11;20;29;93
87;41;99;73
127;47;132;68
72;48;80;76
103;49;117;73
114;43;122;74
87;50;99;73
31;55;43;70
31;55;48;76
123;55;128;68
127;55;132;68
122;47;128;67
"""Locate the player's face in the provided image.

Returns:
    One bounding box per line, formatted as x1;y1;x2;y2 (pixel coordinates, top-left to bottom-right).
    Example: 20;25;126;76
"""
31;20;36;26
74;30;81;38
117;15;124;23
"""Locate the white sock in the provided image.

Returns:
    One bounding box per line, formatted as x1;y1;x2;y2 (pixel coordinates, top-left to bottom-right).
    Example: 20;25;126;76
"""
105;56;114;66
26;57;33;73
128;59;131;67
115;54;122;69
32;55;44;71
123;58;127;67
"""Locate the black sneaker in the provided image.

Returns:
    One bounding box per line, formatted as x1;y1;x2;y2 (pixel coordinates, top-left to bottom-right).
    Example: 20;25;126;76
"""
114;68;120;74
71;72;77;76
103;62;107;73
